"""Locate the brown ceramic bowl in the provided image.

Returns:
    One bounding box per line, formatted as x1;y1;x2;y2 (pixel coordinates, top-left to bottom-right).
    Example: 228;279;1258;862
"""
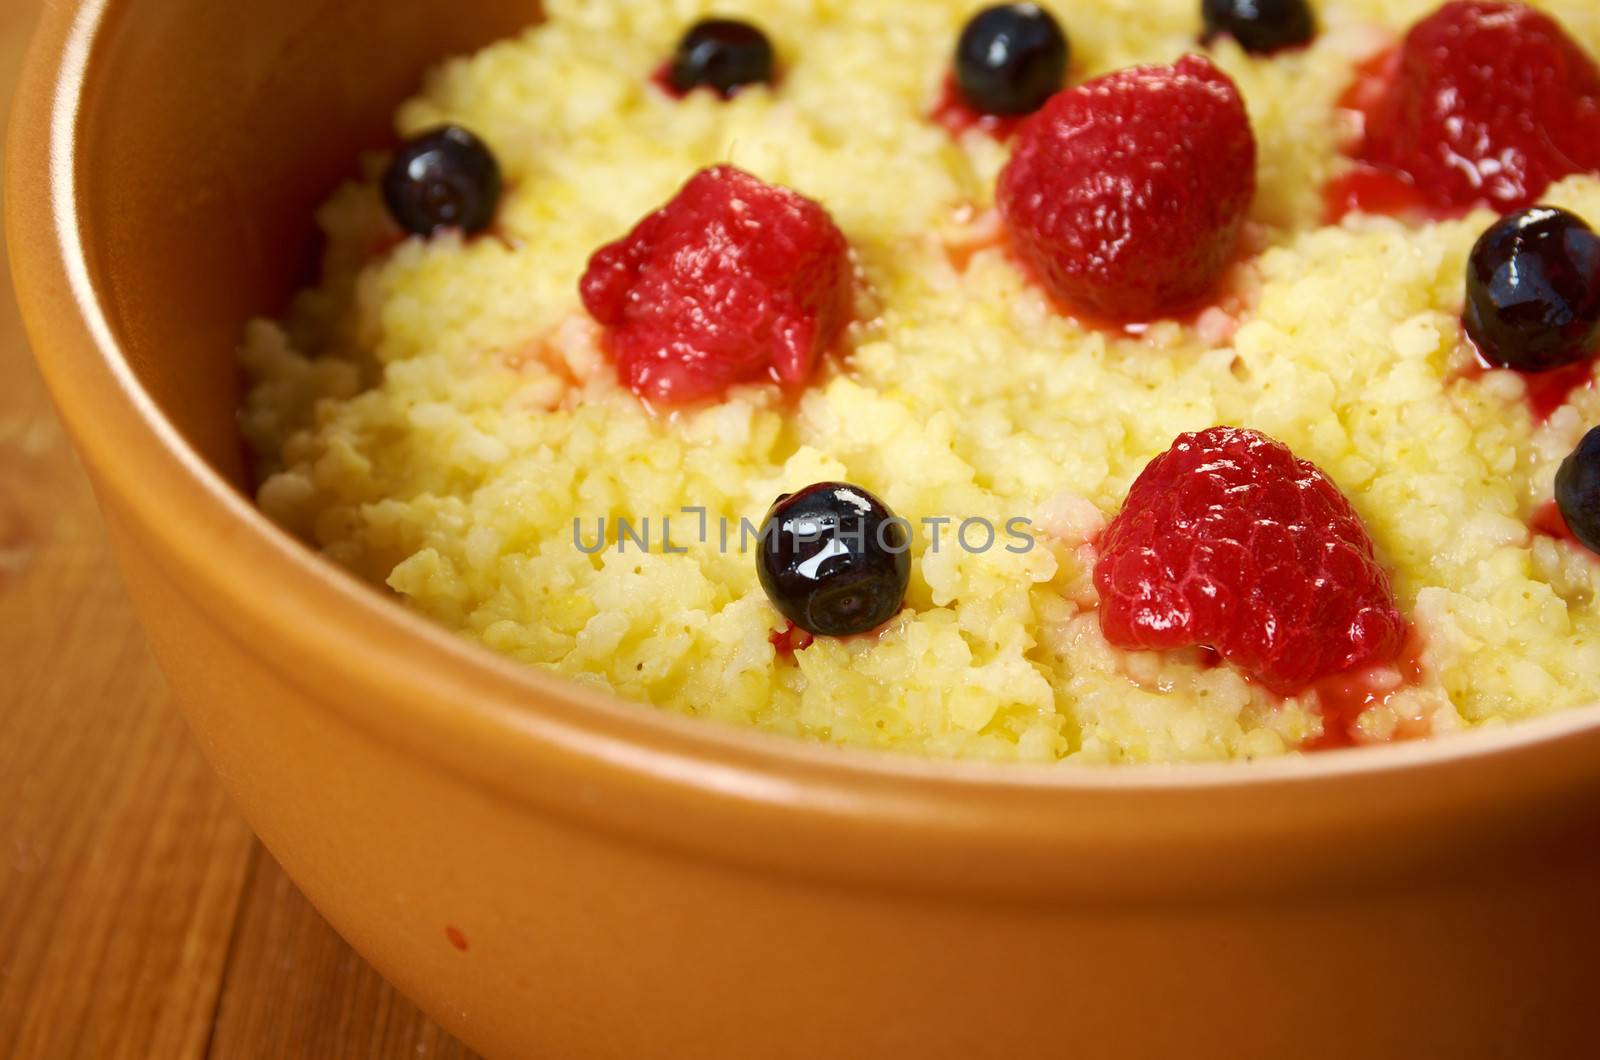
9;2;1600;1056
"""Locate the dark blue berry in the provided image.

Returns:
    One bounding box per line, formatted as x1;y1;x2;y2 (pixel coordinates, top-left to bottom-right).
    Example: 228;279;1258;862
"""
1464;206;1600;373
757;483;911;638
1556;427;1600;555
382;126;502;237
955;4;1069;117
669;19;775;97
1201;0;1316;54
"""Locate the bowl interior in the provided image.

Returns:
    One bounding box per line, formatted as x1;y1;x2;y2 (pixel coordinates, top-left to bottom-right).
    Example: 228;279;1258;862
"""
19;0;1600;902
75;0;539;484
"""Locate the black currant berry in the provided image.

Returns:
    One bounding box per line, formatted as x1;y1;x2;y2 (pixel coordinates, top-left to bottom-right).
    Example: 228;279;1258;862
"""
382;125;502;237
757;482;911;637
669;19;775;97
1202;0;1316;55
1464;206;1600;373
1555;427;1600;555
955;4;1070;117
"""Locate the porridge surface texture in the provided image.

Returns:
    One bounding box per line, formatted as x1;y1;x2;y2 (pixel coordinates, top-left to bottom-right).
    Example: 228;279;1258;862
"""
242;0;1600;763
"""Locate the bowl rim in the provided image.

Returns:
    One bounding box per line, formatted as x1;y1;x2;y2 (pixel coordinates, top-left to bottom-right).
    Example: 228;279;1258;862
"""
12;0;1600;892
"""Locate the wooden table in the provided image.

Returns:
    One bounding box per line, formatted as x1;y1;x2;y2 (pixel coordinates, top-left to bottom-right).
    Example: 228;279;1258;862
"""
0;4;477;1056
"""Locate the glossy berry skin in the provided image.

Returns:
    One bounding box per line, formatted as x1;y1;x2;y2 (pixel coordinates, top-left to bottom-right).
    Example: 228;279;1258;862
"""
1555;427;1600;555
1201;0;1316;54
1095;427;1405;694
757;483;912;638
955;4;1070;117
998;55;1255;322
1360;2;1600;213
580;165;853;405
669;19;775;97
1465;207;1600;372
381;126;502;237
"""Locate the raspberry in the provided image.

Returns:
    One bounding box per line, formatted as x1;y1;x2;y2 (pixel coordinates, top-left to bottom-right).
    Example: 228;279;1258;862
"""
580;165;853;404
1094;427;1405;693
997;54;1255;323
1359;1;1600;214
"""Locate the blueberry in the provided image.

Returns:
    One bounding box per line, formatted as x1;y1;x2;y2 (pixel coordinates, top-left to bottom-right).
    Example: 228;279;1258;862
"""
1201;0;1316;54
757;482;911;638
382;126;502;237
669;19;775;97
955;4;1069;117
1464;206;1600;373
1556;427;1600;555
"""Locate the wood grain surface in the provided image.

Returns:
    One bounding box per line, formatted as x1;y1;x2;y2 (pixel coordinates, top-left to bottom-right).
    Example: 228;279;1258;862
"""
0;3;477;1056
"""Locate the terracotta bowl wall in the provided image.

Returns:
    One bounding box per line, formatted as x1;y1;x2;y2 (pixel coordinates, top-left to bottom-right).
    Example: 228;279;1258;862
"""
78;0;539;481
